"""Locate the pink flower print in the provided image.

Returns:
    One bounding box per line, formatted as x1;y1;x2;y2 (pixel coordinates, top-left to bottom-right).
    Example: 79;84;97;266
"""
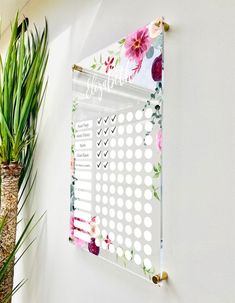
105;235;112;249
105;56;114;73
124;26;151;63
90;216;97;236
70;156;75;174
91;216;96;223
70;215;85;248
156;129;162;151
151;54;162;81
148;19;162;39
129;60;143;80
70;215;76;235
73;236;85;247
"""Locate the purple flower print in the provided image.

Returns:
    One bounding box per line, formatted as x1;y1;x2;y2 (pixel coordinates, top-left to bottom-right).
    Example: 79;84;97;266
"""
88;238;100;256
151;54;162;81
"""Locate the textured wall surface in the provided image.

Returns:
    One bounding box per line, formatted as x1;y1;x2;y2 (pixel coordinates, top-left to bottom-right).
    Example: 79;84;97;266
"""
1;0;234;302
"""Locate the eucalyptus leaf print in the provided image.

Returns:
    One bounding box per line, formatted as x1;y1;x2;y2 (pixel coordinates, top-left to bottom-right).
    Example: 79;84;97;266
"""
108;37;125;67
142;263;155;280
91;54;104;71
146;46;154;59
72;98;79;112
143;81;163;139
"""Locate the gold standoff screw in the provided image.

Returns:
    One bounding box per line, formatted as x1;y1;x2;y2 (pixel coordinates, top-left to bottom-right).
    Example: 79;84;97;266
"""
72;64;83;72
152;271;168;284
163;22;170;32
154;19;170;32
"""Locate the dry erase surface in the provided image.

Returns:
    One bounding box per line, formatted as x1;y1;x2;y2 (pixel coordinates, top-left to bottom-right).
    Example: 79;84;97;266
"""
70;18;164;282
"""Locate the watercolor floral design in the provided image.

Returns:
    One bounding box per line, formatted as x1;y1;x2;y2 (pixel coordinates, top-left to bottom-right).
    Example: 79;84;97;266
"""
71;18;165;281
143;264;156;280
124;26;150;62
91;17;164;133
72;96;79;112
104;56;115;73
152;162;161;201
152;54;162;81
69;216;86;248
91;38;125;72
70;215;115;257
124;26;151;78
90;18;163;83
156;129;162;151
148;19;162;39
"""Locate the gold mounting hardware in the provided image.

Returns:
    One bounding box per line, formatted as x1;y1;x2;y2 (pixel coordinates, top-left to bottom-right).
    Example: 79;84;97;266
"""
72;64;83;72
154;19;170;32
163;22;170;32
152;271;168;284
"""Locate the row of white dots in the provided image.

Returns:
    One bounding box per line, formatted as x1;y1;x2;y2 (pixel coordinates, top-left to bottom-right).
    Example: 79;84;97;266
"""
95;205;152;221
108;148;152;160
117;108;153;124
110;121;154;136
95;236;152;256
96;161;153;174
95;196;152;213
95;184;153;200
108;135;153;148
97;211;152;230
96;109;153;126
95;224;152;243
108;161;150;173
96;173;152;186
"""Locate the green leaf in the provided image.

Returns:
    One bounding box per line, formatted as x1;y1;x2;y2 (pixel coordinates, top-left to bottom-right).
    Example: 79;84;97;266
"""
158;162;161;172
0;15;48;163
13;19;25;134
115;57;120;66
146;46;154;59
154;191;160;200
0;14;48;301
118;38;125;45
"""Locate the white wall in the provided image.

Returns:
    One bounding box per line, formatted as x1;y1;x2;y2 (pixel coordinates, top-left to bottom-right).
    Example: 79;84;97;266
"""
1;0;235;302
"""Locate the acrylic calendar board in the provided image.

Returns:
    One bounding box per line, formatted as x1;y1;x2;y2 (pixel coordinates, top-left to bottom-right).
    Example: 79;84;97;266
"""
70;18;164;283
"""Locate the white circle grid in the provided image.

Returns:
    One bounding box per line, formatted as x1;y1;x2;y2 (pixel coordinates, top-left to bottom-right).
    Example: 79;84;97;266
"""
92;107;158;270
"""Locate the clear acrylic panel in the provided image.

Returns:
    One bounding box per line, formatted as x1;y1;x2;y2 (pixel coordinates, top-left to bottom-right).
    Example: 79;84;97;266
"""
70;19;164;283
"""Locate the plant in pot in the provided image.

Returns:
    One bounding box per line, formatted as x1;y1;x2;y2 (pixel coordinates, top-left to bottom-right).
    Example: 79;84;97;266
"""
0;13;48;302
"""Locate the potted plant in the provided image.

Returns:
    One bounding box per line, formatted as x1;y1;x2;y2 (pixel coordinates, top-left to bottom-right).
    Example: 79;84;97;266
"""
0;13;48;302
